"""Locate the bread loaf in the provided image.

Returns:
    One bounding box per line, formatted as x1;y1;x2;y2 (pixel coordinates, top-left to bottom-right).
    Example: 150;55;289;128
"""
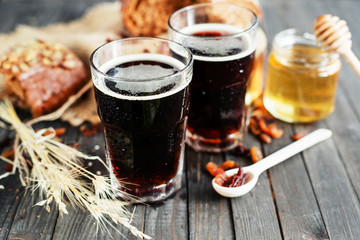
121;0;262;37
121;0;205;36
0;40;88;117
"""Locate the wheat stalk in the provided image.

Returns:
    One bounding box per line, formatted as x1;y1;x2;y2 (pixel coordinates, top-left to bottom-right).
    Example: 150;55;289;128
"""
0;99;151;239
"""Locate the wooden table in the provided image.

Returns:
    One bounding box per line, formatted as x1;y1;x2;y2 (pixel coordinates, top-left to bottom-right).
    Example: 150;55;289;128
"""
1;0;360;239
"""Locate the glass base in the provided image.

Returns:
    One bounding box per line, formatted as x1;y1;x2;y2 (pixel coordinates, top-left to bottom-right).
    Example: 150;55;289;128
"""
109;152;184;203
113;174;182;203
186;130;244;153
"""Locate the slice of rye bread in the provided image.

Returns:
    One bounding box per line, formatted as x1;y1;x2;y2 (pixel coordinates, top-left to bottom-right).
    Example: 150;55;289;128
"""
0;40;88;117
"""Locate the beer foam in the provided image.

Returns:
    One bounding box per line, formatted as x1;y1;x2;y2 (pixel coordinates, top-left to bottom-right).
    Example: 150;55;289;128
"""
93;54;191;101
179;23;255;62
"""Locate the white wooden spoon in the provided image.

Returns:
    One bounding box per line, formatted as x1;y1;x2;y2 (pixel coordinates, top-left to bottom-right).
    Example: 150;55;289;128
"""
212;128;332;198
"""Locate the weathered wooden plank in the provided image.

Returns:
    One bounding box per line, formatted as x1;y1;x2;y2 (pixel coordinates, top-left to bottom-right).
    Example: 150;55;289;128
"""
0;129;22;240
327;88;360;199
296;125;360;240
6;193;58;240
1;0;360;240
0;170;24;240
52;205;146;240
144;173;188;240
186;147;235;240
0;120;75;239
265;122;329;239
294;96;360;240
4;121;80;240
226;132;282;240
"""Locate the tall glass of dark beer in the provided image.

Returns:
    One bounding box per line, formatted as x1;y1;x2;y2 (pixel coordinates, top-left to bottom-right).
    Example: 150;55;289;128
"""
90;38;193;202
169;3;258;152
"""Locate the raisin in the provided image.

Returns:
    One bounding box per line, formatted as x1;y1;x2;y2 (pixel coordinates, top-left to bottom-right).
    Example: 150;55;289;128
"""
220;160;239;170
260;133;272;143
1;147;14;159
259;119;269;133
214;173;230;186
249;118;261;135
233;144;250;156
267;123;284;138
81;123;101;137
36;128;66;137
250;146;263;163
292;132;308;140
206;162;225;177
215;167;250;187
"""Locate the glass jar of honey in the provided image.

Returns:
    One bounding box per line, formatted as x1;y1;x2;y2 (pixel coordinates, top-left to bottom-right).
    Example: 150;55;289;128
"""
263;28;341;123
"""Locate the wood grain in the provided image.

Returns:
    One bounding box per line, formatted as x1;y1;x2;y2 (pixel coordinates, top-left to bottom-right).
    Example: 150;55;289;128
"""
0;171;23;240
186;148;235;240
226;132;282;240
265;123;328;239
1;0;360;239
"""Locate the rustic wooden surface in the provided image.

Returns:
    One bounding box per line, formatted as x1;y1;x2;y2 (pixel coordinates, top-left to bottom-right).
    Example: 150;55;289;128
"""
1;0;360;239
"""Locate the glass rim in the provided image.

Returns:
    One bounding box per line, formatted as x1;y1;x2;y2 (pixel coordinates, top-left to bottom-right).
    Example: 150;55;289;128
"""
168;2;258;40
89;37;194;83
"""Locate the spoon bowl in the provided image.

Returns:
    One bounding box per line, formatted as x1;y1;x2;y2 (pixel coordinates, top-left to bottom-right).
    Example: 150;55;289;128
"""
212;168;256;198
213;128;332;198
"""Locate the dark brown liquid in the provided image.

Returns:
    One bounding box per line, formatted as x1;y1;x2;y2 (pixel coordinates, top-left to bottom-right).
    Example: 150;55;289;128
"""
188;31;255;144
94;60;190;197
193;31;229;37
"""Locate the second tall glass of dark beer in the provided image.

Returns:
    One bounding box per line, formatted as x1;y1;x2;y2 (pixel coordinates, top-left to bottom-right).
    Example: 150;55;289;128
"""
169;3;258;152
90;38;193;203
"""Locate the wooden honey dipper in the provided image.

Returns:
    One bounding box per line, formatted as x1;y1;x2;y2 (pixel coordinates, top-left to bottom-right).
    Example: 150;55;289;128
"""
314;14;360;79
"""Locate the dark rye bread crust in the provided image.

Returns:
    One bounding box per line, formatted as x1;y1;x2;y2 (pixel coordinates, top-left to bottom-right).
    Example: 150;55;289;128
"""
121;0;205;36
121;0;262;37
0;40;88;117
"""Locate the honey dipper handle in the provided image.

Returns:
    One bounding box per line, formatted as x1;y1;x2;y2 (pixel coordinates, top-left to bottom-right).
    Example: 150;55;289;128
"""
343;49;360;79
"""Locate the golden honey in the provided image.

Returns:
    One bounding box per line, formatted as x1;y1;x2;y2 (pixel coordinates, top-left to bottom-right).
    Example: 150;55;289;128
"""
245;27;267;106
263;29;341;123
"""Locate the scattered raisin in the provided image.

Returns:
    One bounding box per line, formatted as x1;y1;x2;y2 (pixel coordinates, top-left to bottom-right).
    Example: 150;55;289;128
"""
248;97;283;143
267;123;284;138
214;173;230;186
259;119;269;133
81;123;101;137
220;160;239;170
35;128;66;137
292;132;308;140
70;142;80;149
260;133;272;143
233;144;250;156
4;163;13;172
206;162;225;177
250;146;263;163
1;147;14;159
249;118;261;135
